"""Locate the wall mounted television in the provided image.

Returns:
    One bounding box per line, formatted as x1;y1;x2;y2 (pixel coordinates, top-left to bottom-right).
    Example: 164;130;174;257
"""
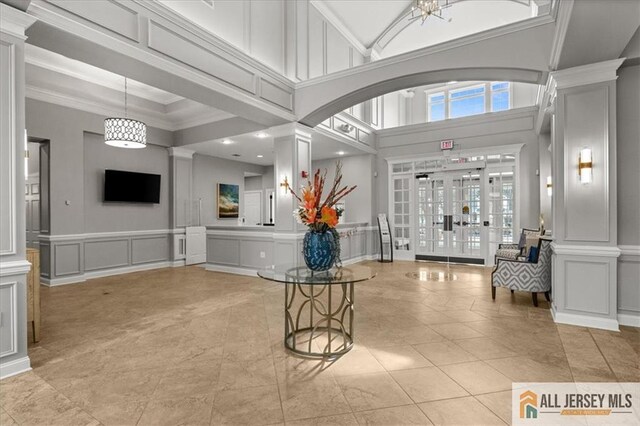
104;169;161;204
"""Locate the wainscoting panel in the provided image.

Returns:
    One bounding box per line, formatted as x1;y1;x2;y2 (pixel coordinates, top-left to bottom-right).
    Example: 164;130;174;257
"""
618;247;640;325
207;238;241;266
54;242;82;277
131;236;170;265
47;0;140;42
0;282;17;358
240;239;274;269
84;239;129;272
565;260;610;315
39;242;50;278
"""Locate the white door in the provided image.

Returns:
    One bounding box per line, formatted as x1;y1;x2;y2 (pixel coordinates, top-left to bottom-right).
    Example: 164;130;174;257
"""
25;177;40;249
244;191;262;225
415;169;485;264
185;226;206;265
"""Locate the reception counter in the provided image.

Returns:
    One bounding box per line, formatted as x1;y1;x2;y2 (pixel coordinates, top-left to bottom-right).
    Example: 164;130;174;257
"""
204;222;377;276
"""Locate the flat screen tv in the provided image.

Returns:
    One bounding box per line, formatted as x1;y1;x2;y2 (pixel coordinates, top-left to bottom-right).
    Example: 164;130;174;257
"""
104;169;161;204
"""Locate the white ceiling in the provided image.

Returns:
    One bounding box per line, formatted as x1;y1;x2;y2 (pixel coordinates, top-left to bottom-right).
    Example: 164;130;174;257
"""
381;1;533;58
183;129;370;167
322;0;412;47
24;44;234;131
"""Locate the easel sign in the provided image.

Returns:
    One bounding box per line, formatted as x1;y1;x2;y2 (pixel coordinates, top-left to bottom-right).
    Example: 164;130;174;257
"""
377;213;393;262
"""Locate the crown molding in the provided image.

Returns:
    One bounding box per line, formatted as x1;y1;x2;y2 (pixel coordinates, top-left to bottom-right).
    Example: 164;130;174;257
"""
268;122;313;139
168;147;195;159
551;243;622;258
549;58;625;93
0;3;37;40
548;0;574;71
309;0;367;56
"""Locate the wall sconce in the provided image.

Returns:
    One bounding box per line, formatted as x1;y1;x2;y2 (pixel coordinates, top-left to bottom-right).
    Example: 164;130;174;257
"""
578;147;592;184
280;176;290;193
546;176;552;196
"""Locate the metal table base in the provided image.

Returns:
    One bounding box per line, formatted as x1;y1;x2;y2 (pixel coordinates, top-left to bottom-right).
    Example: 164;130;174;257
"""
284;279;354;359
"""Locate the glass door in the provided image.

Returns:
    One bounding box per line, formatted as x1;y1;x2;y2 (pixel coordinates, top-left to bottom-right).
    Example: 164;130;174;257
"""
415;169;485;264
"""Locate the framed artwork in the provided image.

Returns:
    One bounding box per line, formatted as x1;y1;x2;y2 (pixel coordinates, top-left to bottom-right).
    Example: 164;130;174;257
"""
217;183;239;218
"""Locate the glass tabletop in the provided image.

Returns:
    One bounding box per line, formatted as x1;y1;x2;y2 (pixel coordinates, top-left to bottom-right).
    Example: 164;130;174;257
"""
257;264;376;285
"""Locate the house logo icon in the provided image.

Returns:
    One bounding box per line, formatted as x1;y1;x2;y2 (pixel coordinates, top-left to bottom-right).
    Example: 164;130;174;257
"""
520;390;538;419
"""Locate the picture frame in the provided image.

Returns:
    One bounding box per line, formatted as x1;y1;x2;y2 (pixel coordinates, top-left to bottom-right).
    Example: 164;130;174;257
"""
217;183;239;219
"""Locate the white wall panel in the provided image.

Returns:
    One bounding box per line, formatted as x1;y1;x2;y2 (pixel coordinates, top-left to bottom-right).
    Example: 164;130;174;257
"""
250;0;284;74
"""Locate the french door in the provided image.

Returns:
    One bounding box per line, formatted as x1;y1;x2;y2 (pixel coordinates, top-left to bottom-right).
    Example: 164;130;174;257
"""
415;169;485;264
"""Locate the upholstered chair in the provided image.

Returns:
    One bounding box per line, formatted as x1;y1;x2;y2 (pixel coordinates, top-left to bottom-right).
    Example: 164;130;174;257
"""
494;228;543;261
491;238;552;307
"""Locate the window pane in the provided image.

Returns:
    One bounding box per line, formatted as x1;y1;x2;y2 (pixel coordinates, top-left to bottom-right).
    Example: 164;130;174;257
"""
491;82;509;91
450;86;485;99
429;103;445;121
429;93;445;102
492;91;509;112
450;95;485;118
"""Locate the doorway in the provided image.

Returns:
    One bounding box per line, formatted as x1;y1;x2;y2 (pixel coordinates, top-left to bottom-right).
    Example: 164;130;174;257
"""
388;146;521;265
25;138;50;250
244;190;262;225
415;169;484;264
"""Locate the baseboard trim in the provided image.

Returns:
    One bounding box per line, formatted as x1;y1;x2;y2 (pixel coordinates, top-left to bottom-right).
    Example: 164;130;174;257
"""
205;264;259;277
618;313;640;328
0;356;31;380
552;307;619;331
342;254;377;265
171;260;186;267
42;261;176;287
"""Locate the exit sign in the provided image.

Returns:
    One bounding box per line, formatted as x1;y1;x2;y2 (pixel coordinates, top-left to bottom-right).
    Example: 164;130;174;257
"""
441;140;454;150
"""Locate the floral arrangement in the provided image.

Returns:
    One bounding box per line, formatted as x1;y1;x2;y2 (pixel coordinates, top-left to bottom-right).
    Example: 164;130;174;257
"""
284;161;356;233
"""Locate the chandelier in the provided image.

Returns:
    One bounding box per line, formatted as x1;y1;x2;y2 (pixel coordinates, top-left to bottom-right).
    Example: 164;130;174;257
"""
410;0;453;24
104;77;147;149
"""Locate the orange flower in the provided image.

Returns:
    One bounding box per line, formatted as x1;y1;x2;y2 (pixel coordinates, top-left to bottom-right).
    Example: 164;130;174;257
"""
305;208;317;224
319;206;338;227
302;187;315;210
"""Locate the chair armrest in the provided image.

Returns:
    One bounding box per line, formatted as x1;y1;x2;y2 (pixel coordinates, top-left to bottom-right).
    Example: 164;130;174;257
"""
498;244;519;250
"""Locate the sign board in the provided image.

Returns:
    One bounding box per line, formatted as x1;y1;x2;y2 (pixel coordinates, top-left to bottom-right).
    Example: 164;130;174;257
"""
440;139;454;150
378;214;391;243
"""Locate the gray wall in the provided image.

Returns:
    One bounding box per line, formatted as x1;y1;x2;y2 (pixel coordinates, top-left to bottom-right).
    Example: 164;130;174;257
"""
617;64;640;246
84;132;170;233
312;154;375;224
616;63;640;321
25;99;173;236
192;154;265;225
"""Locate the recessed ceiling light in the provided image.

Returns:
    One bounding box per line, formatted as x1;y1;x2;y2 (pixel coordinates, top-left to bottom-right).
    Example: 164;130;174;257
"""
254;132;269;139
222;139;233;145
337;151;345;156
257;154;263;158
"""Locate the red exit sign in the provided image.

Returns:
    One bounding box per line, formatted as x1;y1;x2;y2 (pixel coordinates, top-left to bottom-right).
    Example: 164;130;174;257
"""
441;140;454;150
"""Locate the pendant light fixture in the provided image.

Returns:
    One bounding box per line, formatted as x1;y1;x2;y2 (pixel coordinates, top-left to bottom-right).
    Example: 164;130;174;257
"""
104;77;147;149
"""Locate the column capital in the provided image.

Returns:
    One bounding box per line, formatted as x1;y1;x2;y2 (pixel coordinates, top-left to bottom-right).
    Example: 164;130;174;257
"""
0;4;37;40
548;58;625;95
168;147;195;159
268;122;313;140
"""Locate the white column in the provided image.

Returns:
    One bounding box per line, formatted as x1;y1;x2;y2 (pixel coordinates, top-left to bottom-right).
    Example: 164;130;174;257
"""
0;4;37;379
168;147;195;228
271;123;312;265
549;59;624;331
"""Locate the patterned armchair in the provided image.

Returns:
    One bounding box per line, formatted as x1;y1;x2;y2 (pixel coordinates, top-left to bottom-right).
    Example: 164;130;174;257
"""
495;228;543;261
491;238;552;307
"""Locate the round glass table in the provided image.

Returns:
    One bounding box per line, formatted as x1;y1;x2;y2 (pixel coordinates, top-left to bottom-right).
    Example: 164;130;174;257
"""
258;264;376;359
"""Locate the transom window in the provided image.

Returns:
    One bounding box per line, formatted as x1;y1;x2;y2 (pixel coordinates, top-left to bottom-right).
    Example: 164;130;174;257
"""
427;82;511;122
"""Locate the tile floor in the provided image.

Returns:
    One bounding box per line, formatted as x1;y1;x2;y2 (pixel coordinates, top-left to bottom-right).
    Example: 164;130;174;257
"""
1;261;638;425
